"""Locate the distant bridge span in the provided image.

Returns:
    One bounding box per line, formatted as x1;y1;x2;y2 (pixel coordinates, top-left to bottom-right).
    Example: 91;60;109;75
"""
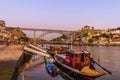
7;27;74;39
7;27;73;32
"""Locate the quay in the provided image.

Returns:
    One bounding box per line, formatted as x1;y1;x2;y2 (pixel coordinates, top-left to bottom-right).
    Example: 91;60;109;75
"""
0;44;23;80
0;44;63;80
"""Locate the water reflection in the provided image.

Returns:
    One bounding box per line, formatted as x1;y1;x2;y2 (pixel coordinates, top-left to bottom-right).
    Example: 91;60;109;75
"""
80;46;120;80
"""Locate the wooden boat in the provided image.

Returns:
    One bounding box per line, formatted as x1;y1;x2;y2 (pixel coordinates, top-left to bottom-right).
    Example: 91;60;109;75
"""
44;57;59;77
47;46;109;80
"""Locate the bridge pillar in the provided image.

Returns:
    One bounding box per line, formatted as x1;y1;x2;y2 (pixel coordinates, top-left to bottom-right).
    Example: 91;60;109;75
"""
33;30;36;38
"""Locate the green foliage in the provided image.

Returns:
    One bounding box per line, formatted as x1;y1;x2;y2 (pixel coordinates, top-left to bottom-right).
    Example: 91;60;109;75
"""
51;34;68;41
88;38;94;43
101;33;109;38
92;36;99;40
83;32;88;37
18;36;30;42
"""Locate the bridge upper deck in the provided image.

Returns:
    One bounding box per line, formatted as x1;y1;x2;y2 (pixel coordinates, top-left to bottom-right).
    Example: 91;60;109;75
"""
6;27;73;32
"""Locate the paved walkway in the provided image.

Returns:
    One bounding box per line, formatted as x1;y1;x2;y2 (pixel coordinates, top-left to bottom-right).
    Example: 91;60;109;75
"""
0;44;6;50
0;44;23;80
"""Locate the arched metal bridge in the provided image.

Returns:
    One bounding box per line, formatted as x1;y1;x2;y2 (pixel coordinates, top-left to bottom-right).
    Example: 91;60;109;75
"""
6;27;74;40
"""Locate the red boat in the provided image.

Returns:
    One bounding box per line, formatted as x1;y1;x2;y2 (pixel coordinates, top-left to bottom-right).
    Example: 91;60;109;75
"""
47;46;110;80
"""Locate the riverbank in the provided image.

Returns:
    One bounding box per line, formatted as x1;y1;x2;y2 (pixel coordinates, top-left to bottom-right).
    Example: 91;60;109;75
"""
0;44;23;80
39;42;120;47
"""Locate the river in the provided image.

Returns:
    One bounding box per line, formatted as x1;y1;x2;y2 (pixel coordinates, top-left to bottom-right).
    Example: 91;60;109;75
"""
19;45;120;80
88;46;120;80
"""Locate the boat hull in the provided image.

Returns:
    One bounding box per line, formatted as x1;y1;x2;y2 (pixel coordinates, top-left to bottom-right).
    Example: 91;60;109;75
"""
54;55;105;80
44;57;59;77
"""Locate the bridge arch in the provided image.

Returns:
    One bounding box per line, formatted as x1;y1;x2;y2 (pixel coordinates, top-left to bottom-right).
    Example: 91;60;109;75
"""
6;27;73;40
39;31;70;40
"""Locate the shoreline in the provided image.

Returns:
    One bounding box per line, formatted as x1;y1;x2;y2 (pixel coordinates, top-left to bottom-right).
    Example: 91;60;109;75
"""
40;42;120;47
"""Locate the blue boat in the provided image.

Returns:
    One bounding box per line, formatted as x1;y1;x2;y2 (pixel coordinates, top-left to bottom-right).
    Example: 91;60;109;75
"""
44;57;59;77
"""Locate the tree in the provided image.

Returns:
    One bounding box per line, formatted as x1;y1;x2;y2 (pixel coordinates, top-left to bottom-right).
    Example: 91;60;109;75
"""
101;33;109;38
83;32;88;37
88;38;94;43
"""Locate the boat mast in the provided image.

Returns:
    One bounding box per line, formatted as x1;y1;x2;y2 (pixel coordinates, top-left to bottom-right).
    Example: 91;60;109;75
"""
70;35;73;50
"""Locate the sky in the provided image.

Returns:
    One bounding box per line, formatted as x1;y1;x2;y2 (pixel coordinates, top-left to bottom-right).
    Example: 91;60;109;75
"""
0;0;120;30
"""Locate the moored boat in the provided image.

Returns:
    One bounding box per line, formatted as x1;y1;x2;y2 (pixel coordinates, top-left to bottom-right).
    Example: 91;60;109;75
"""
47;46;110;80
44;57;59;77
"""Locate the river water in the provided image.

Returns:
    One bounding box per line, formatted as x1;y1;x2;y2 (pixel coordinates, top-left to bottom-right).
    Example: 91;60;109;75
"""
89;46;120;80
20;45;120;80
